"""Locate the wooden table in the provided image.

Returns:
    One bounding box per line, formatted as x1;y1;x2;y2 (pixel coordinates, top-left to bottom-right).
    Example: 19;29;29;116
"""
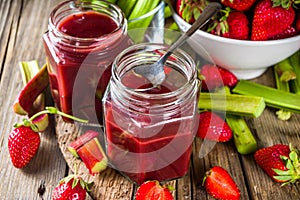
0;0;299;199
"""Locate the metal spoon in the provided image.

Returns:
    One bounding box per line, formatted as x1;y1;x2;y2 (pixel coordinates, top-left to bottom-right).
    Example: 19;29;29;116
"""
133;2;221;88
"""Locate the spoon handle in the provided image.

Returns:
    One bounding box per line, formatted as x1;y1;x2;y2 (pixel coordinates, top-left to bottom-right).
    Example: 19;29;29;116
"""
162;2;221;61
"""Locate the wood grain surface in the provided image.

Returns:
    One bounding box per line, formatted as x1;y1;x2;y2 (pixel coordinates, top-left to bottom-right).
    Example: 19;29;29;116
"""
55;68;300;200
0;0;299;199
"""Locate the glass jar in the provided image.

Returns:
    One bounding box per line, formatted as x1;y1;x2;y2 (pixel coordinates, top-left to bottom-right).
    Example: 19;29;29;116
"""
43;0;130;123
102;43;200;185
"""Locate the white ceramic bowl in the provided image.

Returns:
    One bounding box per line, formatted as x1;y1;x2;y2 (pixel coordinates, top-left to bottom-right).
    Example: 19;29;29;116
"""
173;12;300;79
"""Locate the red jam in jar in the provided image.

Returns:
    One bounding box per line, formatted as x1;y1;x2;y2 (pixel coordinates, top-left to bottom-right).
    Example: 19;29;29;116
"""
43;0;130;123
103;43;200;185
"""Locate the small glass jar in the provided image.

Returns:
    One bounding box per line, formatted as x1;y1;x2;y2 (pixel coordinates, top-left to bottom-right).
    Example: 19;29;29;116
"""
102;43;200;185
43;0;130;123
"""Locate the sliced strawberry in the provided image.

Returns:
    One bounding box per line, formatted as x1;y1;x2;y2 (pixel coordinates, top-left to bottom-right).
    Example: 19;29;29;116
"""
200;64;238;91
203;166;240;200
197;111;233;142
135;180;174;200
254;144;300;184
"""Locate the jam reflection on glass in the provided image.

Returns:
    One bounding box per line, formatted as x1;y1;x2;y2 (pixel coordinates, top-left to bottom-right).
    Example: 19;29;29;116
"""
43;10;130;123
104;66;197;185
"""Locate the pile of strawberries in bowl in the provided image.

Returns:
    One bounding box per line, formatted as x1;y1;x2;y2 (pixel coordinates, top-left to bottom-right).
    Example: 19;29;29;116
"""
172;0;300;79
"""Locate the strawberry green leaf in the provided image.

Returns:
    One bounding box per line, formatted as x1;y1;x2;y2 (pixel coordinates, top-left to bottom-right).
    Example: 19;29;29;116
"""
72;178;79;189
273;175;293;181
273;168;292;176
289;151;298;162
193;8;201;20
286;159;294;170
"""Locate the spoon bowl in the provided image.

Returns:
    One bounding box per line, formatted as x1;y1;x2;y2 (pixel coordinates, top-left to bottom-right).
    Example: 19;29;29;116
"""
133;2;221;88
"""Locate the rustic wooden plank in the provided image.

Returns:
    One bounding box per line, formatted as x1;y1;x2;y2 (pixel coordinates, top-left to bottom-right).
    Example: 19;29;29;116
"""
55;115;135;200
1;0;299;199
0;0;68;199
241;69;300;200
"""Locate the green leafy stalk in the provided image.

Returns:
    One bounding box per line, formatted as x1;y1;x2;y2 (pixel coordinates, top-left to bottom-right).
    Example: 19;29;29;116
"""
232;80;300;114
19;60;40;86
289;50;300;94
18;61;47;123
127;0;161;42
198;92;265;118
117;0;138;18
274;58;296;82
274;64;292;120
221;87;257;154
226;114;257;154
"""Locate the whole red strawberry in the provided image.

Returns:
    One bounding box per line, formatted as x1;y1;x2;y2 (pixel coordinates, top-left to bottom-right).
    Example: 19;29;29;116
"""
8;107;88;169
135;180;174;200
52;174;91;200
197;111;233;142
254;144;300;185
203;166;240;200
176;0;209;23
296;12;300;32
270;26;297;40
200;64;238;91
251;0;296;40
208;8;250;40
220;0;257;11
8;126;40;168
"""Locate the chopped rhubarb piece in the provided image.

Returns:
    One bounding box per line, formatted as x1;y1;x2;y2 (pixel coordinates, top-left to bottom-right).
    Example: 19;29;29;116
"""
32;113;49;132
68;130;99;158
77;137;108;175
13;64;49;115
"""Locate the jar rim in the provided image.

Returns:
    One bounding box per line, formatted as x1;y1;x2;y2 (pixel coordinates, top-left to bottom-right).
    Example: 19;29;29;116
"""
112;42;198;99
48;0;126;42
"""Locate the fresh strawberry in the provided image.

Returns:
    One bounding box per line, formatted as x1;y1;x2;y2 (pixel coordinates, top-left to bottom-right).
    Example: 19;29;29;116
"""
135;180;174;200
52;173;92;200
203;166;240;200
226;11;250;40
8;126;40;168
207;7;250;40
200;64;238;91
197;111;233;142
220;0;257;11
176;0;209;23
270;26;298;40
296;12;300;32
251;0;296;41
8;107;88;169
254;144;300;185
